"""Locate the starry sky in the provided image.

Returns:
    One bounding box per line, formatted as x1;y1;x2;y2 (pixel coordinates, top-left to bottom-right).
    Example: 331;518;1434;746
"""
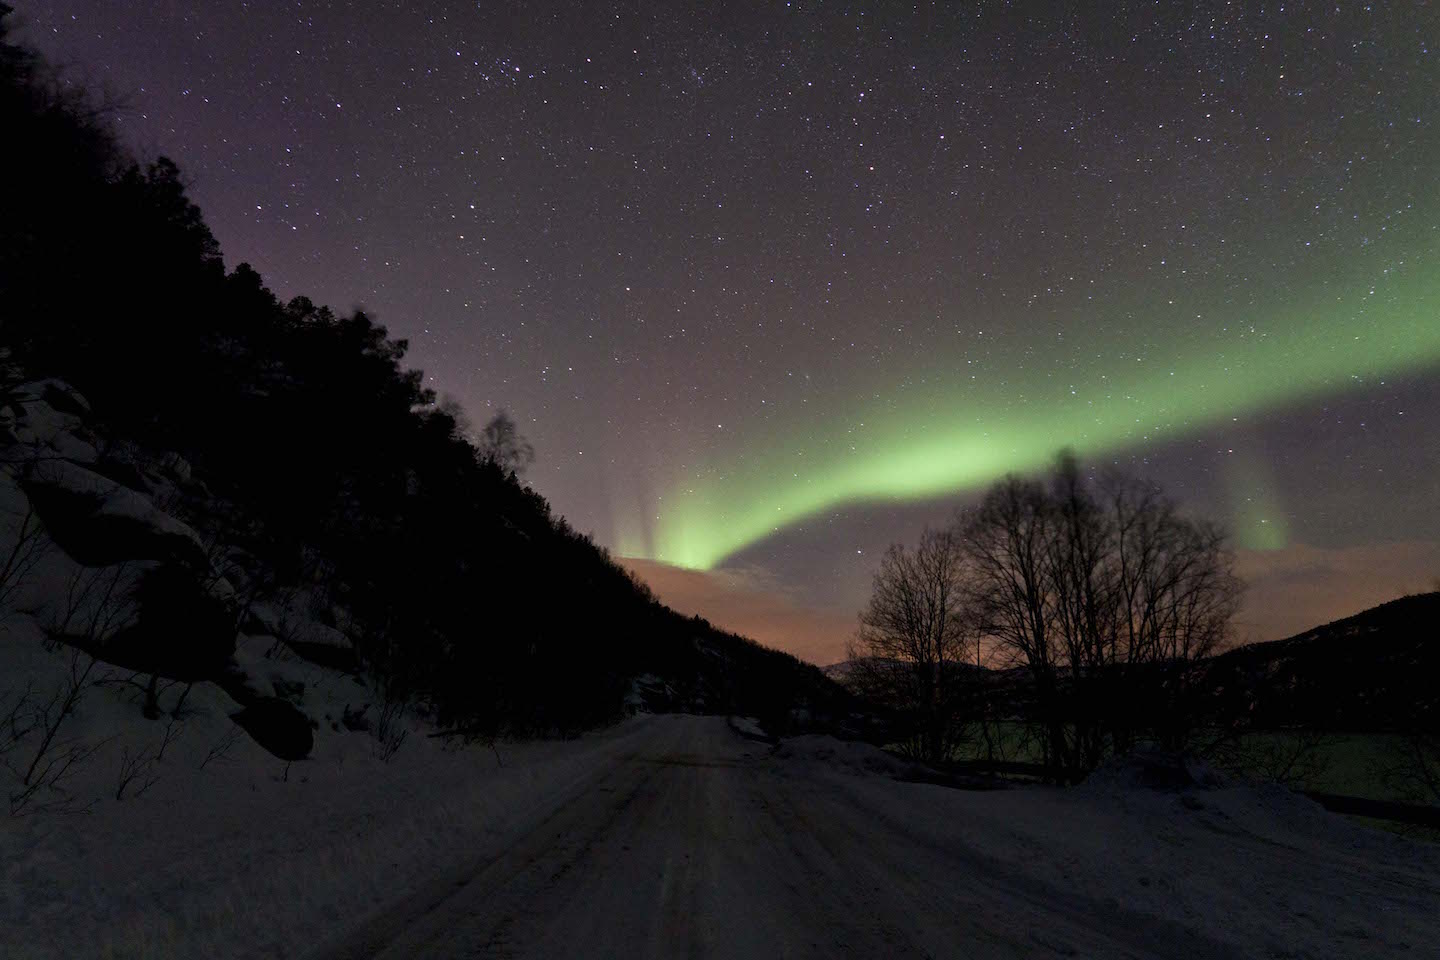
22;1;1440;663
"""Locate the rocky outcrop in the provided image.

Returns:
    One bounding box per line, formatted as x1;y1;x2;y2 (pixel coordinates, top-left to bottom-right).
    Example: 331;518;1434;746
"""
20;458;207;569
0;379;97;463
1;376;356;764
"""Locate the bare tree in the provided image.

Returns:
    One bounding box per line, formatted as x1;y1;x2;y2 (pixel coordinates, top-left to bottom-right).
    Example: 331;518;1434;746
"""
1379;732;1440;807
476;409;535;477
0;496;49;617
1206;727;1335;790
2;647;106;814
372;696;408;762
962;474;1071;774
1103;471;1241;752
1042;454;1116;770
435;394;473;440
113;742;162;800
848;527;976;763
2;563;137;813
199;726;244;770
48;562;136;652
961;454;1243;779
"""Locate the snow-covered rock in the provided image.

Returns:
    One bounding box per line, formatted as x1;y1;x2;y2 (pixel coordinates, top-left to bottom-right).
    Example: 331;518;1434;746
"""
231;697;314;762
249;598;358;671
32;379;91;416
1;380;98;463
20;458;205;568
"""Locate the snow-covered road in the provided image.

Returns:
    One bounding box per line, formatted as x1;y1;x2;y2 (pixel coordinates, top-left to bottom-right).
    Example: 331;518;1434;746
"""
311;715;1439;959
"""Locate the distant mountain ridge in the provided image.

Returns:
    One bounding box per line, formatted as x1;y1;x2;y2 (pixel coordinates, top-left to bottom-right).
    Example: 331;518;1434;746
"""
825;592;1440;734
1201;590;1440;731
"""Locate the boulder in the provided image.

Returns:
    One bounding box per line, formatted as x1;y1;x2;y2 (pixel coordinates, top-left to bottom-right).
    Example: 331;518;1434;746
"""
231;697;314;761
101;563;236;680
249;600;359;671
20;459;206;568
35;379;91;417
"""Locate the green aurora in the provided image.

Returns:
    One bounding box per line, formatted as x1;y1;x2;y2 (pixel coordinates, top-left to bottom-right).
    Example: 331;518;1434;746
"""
625;235;1440;571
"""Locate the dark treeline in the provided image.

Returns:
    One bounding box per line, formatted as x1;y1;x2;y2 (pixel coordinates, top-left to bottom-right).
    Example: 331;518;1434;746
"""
0;7;845;737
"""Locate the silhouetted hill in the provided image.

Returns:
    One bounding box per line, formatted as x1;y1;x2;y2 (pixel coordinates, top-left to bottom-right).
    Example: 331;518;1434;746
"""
1201;591;1440;732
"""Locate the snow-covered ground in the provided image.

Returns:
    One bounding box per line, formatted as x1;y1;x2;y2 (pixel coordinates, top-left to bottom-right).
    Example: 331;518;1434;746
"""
1;676;657;960
7;711;1436;959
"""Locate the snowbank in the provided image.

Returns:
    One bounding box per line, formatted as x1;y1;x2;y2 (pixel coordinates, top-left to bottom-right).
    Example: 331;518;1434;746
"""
775;733;919;779
811;750;1440;958
0;643;659;960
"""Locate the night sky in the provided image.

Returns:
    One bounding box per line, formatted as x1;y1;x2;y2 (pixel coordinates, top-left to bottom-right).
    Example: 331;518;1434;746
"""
22;2;1440;662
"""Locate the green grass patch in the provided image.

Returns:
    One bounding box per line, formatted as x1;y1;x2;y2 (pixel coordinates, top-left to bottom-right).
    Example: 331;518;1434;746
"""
939;722;1436;808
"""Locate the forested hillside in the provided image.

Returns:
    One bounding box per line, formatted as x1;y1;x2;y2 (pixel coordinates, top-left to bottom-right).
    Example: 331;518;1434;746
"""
0;6;851;757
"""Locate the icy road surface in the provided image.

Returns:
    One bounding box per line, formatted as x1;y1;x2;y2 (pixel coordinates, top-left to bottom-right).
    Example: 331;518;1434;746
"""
313;715;1439;960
